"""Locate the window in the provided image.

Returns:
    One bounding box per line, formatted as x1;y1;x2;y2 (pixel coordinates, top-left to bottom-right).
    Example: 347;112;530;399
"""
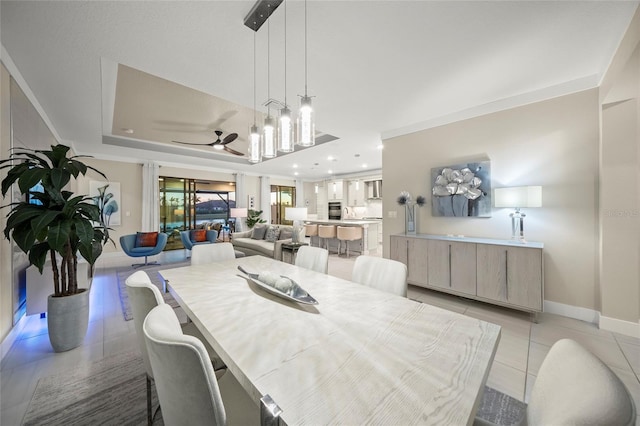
271;185;296;225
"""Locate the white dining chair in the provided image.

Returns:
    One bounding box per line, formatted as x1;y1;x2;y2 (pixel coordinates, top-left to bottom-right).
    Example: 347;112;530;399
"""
352;256;407;297
143;303;227;426
294;245;329;274
126;271;226;424
191;242;236;265
475;338;636;425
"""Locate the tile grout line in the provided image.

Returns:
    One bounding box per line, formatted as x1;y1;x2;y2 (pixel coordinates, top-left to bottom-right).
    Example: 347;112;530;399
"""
612;333;640;384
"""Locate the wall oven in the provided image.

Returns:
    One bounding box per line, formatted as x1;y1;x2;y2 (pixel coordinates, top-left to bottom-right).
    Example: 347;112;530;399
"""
328;202;342;220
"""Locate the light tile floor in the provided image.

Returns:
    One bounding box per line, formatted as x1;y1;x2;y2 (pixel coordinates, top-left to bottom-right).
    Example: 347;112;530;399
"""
1;249;639;425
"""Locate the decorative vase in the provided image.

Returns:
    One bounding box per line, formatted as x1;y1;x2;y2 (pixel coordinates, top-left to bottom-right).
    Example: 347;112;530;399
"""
47;286;91;352
405;204;417;235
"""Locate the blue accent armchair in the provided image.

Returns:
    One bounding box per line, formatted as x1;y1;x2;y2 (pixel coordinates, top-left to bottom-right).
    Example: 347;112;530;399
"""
180;230;218;253
120;233;168;268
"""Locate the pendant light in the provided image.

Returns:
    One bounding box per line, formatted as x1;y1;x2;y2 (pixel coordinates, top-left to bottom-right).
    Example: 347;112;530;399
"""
248;30;261;163
278;0;294;152
262;8;277;159
296;0;315;147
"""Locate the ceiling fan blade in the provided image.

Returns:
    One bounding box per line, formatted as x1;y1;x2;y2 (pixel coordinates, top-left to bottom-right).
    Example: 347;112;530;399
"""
172;140;215;147
224;146;244;156
222;133;238;145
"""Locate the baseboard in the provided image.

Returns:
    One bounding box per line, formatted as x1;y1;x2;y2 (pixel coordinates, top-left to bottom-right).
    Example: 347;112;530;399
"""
0;314;28;363
599;316;640;338
543;300;600;324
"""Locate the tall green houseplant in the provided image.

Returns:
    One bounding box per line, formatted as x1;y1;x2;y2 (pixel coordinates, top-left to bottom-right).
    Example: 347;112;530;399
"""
1;145;111;297
246;209;266;229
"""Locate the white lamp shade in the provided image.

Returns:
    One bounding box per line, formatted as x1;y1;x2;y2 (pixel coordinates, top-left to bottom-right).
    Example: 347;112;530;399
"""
229;208;248;218
494;186;542;208
285;207;308;221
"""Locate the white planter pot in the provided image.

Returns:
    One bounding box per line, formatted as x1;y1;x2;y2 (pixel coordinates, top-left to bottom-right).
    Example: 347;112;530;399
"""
47;287;91;352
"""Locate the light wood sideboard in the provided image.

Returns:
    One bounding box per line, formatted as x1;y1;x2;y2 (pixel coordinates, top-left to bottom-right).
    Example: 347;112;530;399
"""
391;234;544;314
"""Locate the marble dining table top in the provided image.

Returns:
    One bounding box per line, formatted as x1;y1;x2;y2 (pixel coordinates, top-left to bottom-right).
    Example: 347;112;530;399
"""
159;256;501;425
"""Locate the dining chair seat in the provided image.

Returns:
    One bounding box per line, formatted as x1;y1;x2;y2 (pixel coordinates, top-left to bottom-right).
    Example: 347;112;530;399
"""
352;256;408;297
294;245;329;274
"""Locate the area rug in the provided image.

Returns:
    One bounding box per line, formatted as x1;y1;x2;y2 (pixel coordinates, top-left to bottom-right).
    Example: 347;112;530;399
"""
22;351;162;426
116;261;189;321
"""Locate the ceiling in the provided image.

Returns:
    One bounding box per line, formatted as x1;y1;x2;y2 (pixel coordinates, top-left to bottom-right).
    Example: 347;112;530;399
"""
1;1;637;180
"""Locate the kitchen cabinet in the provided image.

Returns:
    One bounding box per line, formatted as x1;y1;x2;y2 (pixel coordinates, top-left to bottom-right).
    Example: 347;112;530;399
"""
327;180;344;200
347;180;366;206
390;234;543;314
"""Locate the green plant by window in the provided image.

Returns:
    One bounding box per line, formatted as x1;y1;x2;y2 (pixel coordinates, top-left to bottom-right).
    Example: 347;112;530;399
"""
246;209;266;229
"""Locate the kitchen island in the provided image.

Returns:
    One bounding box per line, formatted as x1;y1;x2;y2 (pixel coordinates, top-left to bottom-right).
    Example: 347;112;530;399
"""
304;219;380;255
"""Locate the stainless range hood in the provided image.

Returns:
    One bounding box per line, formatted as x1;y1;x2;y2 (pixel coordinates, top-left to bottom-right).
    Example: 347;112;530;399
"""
366;180;382;199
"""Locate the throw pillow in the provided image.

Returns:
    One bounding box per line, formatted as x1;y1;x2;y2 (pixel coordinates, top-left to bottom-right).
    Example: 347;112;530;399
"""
251;225;267;240
191;229;207;242
264;226;280;242
279;228;293;240
135;232;158;247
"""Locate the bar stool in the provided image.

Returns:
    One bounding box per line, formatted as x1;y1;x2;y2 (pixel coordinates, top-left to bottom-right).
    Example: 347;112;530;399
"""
337;226;363;258
318;225;337;253
304;223;318;247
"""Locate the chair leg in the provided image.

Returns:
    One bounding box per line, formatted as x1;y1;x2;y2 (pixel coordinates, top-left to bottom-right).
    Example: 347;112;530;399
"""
132;256;160;269
146;374;153;426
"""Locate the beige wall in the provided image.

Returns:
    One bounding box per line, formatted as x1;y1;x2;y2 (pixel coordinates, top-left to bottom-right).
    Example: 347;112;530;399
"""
599;8;640;324
1;64;12;342
383;89;600;312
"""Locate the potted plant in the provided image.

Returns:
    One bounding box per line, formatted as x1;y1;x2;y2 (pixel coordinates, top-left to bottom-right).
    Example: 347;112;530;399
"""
0;144;112;352
246;209;266;229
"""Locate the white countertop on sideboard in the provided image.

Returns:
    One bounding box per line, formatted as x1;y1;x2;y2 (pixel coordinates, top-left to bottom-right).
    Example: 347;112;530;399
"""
305;219;380;226
392;233;544;249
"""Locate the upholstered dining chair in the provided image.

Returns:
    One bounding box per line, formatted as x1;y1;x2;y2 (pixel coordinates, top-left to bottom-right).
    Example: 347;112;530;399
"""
125;271;226;425
143;303;227;426
475;338;636;426
191;242;236;265
120;232;168;268
294;245;329;274
352;256;408;297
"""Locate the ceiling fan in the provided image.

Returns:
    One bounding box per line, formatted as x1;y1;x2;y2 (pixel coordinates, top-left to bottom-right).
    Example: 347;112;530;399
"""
172;130;243;156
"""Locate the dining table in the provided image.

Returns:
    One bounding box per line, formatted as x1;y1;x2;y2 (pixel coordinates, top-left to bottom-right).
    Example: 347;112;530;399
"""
159;255;501;426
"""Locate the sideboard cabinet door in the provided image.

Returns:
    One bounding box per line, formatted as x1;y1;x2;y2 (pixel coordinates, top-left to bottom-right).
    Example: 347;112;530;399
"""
477;244;542;311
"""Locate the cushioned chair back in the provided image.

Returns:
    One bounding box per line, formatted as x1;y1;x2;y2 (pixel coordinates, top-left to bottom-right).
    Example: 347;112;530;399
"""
352;256;408;297
527;338;636;425
120;233;168;257
143;304;227;426
125;271;164;378
295;246;329;274
191;242;235;265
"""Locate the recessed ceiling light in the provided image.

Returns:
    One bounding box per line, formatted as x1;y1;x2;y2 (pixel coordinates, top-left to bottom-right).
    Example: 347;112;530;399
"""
377;144;384;150
293;164;299;168
362;164;368;168
123;128;134;134
294;172;299;176
328;169;333;174
327;156;334;161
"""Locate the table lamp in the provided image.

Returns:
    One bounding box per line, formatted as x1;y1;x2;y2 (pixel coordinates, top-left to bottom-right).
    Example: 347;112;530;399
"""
285;207;308;244
229;208;248;233
494;186;542;243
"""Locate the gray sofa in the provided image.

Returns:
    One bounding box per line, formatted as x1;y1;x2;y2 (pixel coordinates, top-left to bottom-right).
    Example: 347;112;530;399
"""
231;224;296;259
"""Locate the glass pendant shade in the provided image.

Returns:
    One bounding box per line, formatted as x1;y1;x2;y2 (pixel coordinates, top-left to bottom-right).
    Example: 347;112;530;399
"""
248;125;261;163
296;96;315;147
262;116;277;158
278;107;294;152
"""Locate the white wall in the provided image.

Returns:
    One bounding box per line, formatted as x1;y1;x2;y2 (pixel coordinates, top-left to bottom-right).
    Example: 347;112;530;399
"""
383;89;601;313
